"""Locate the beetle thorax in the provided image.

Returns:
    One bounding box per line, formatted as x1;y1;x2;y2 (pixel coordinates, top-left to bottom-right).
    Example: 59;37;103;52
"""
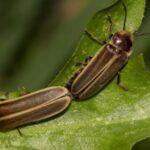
111;31;133;54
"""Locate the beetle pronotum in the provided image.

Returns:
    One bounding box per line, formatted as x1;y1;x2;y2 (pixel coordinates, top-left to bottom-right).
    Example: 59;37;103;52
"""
0;86;71;131
66;0;134;100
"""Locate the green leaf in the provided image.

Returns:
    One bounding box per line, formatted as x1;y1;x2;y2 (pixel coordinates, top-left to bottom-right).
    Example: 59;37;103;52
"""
0;0;148;150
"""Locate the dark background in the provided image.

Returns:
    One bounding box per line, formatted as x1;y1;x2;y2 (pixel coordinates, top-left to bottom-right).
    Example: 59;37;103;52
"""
0;0;149;149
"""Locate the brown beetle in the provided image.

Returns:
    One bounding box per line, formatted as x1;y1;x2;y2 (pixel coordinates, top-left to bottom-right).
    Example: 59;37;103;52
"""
66;1;134;99
0;86;71;131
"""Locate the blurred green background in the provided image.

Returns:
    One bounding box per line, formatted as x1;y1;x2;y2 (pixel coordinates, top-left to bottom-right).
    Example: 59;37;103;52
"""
0;0;149;149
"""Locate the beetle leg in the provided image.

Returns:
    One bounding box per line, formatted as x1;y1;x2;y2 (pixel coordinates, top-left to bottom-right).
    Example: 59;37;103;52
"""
17;128;24;137
106;14;113;40
75;62;83;67
117;72;128;91
65;66;84;89
66;56;93;90
66;55;92;90
85;56;92;63
84;29;106;45
75;56;92;67
83;56;93;66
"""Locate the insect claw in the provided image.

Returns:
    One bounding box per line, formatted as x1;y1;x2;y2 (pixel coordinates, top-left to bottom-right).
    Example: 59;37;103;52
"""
117;83;128;91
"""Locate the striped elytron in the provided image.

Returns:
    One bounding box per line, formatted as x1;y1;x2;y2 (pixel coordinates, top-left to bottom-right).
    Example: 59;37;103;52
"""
0;86;71;130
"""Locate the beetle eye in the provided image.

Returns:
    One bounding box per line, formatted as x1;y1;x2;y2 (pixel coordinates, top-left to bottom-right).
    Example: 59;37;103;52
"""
112;34;122;44
116;38;122;44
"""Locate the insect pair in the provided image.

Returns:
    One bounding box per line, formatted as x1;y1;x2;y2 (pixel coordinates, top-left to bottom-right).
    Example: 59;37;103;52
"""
0;0;147;131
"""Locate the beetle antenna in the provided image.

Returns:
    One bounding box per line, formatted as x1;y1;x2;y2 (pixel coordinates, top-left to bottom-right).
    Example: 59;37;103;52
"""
121;0;127;31
135;32;150;37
